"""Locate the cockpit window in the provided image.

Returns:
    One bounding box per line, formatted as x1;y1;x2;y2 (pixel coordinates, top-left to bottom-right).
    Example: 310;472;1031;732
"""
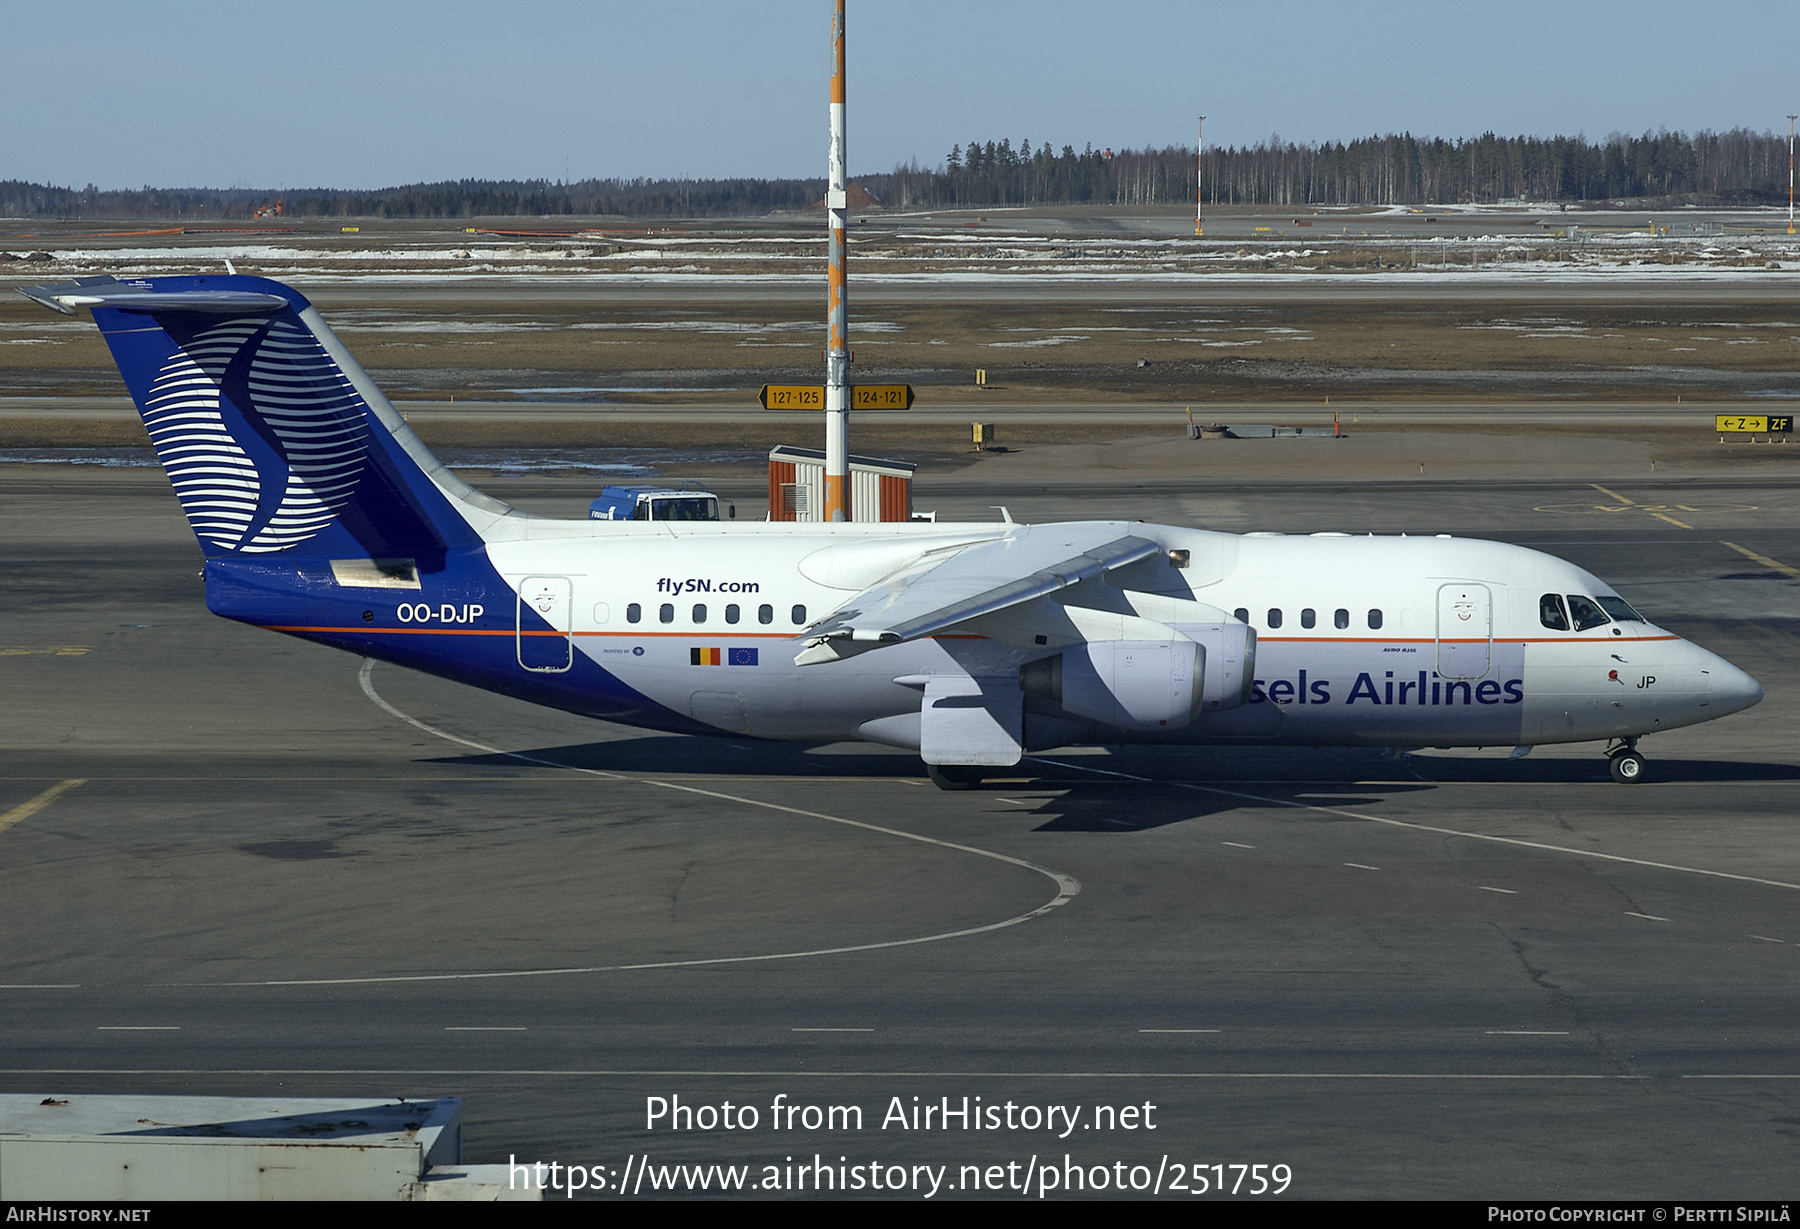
1566;594;1611;632
1539;593;1570;631
1594;595;1645;623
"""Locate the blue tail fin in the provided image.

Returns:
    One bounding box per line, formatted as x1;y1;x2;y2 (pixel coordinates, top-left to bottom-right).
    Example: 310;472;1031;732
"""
22;274;510;564
21;275;687;732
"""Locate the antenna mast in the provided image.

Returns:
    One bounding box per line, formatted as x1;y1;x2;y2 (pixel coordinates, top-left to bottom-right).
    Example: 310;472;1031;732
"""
824;0;850;522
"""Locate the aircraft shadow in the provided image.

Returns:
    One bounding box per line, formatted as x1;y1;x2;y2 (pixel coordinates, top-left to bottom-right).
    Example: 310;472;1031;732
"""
422;737;1799;829
1024;778;1435;833
1023;782;1314;833
427;735;924;780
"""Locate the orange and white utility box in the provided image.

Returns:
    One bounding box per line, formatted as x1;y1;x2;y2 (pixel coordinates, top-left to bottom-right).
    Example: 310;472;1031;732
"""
767;445;914;522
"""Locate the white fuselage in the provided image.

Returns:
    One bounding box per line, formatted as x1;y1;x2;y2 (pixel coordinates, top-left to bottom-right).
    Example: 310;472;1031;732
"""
479;518;1761;751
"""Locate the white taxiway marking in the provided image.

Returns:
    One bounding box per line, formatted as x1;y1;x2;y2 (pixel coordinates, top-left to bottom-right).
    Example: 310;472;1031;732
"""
792;1028;874;1033
1344;862;1380;871
1221;842;1255;849
1478;887;1518;895
1031;757;1800;892
1748;934;1786;943
97;1026;177;1031
1625;911;1669;922
446;1027;527;1031
196;662;1077;991
1486;1031;1569;1036
1139;1029;1221;1034
1;985;80;989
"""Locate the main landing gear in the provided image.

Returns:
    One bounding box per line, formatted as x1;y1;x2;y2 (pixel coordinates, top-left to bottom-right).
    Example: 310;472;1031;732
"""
1607;738;1647;785
926;763;986;791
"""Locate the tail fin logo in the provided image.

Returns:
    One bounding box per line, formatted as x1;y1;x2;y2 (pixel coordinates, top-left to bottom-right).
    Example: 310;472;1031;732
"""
143;318;370;553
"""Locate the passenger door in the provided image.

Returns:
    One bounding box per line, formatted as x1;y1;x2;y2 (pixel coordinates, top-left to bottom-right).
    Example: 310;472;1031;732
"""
1436;583;1491;680
517;576;574;673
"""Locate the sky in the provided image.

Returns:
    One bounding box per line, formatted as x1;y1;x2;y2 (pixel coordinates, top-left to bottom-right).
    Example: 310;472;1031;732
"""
8;1;1800;190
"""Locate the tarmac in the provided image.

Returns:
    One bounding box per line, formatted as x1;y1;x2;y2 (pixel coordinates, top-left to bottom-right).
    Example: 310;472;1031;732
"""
2;445;1797;1199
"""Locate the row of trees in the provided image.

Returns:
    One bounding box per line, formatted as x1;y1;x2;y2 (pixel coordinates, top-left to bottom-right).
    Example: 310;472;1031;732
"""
875;128;1798;209
0;176;825;221
3;129;1793;219
874;139;1191;209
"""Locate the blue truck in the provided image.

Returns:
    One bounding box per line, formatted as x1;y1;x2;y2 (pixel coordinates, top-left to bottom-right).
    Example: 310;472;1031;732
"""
587;484;731;522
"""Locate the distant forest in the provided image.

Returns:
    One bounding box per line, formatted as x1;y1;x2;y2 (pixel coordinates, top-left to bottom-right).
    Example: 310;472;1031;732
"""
884;129;1797;209
3;129;1793;220
0;177;827;222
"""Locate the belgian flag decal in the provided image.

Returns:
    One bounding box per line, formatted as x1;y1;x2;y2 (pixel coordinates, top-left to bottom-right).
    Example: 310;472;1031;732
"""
691;647;759;666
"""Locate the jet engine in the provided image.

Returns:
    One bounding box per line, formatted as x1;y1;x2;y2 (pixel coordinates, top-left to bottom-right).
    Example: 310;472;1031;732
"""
1019;623;1255;732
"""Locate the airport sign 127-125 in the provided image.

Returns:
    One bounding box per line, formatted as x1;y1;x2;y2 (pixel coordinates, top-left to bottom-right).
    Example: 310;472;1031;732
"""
760;384;914;410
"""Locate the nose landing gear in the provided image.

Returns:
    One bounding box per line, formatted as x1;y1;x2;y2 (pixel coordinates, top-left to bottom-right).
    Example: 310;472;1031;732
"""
1607;738;1646;784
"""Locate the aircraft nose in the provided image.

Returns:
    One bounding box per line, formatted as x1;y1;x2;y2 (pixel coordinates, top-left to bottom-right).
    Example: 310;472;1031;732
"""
1706;652;1763;716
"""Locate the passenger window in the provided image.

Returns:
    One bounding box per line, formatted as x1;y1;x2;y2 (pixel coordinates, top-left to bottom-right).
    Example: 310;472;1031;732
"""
758;604;774;625
1334;608;1349;630
725;603;740;624
692;603;707;624
1367;609;1383;630
659;603;674;624
1233;607;1249;624
1567;594;1610;632
626;602;641;624
1539;593;1570;631
1301;608;1316;629
791;604;808;625
1267;608;1283;629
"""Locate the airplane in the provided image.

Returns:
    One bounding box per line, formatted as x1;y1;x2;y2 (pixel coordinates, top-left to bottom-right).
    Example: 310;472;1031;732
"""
21;274;1763;788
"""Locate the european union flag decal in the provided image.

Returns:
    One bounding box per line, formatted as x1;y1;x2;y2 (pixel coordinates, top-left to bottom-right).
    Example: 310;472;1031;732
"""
728;647;759;666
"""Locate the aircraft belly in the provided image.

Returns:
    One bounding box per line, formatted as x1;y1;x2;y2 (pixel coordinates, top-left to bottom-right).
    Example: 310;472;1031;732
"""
587;638;800;737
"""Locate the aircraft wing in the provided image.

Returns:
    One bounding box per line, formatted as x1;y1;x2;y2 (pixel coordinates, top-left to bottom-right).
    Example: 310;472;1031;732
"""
796;524;1161;664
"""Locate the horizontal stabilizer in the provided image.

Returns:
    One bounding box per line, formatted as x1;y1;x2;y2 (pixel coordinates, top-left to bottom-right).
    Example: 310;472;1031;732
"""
21;276;286;316
797;525;1160;664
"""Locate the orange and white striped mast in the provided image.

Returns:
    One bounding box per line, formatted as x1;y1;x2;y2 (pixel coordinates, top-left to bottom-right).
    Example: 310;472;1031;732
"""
1195;115;1205;236
824;0;851;522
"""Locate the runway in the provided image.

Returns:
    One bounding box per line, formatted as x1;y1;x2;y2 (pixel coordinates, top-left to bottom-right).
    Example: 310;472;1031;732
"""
2;461;1797;1198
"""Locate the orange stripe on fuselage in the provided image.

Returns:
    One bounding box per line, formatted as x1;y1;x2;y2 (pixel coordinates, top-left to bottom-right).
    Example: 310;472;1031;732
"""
1257;635;1680;645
